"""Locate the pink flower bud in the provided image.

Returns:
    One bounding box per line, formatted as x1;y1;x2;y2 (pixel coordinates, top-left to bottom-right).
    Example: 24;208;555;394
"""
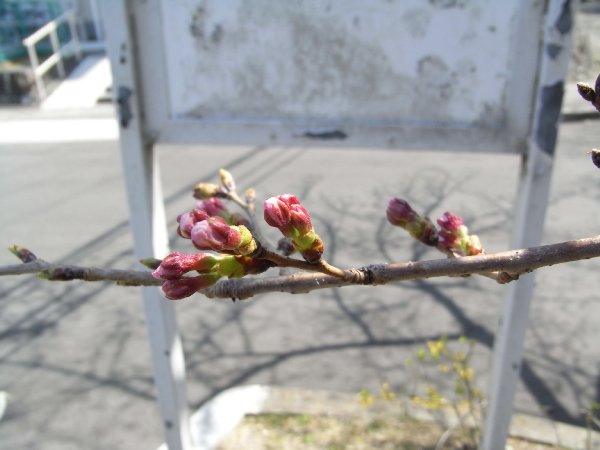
152;252;220;280
177;209;210;238
191;218;257;255
387;198;438;246
194;198;249;226
264;194;324;261
436;212;464;231
197;198;227;217
436;211;484;256
264;194;313;237
436;211;465;251
191;217;241;251
386;198;417;227
160;274;220;300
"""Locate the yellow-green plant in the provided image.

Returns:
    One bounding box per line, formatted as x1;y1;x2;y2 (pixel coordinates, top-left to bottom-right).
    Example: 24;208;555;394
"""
584;401;600;450
408;336;484;449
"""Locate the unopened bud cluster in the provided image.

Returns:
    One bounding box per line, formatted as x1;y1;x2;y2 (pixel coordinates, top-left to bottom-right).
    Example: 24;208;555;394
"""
151;168;489;301
387;198;483;256
152;252;271;300
386;198;438;246
436;212;483;256
264;194;324;262
152;168;273;300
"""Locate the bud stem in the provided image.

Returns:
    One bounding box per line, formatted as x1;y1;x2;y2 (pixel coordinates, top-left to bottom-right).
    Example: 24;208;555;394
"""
258;248;353;280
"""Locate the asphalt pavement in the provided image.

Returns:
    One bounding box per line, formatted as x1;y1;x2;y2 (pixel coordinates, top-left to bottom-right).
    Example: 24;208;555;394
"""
1;100;599;449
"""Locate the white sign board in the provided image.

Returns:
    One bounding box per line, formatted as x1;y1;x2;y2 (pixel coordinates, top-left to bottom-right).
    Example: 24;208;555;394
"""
131;0;554;152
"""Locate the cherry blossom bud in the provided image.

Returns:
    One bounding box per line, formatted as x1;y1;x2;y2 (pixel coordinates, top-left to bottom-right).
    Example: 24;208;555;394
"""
194;198;248;225
386;198;417;227
197;198;227;217
264;194;313;236
160;274;220;300
191;218;240;250
387;198;438;246
152;252;220;280
437;212;466;252
436;211;484;256
177;209;210;238
193;183;224;200
436;211;464;231
219;168;236;191
264;194;323;262
191;218;257;255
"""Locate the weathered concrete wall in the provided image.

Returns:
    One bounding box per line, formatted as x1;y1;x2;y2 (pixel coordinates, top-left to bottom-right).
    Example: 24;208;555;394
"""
162;0;519;129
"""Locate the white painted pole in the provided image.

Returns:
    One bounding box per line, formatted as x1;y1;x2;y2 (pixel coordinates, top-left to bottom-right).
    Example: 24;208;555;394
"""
49;28;66;78
482;0;575;448
24;44;45;100
102;2;192;450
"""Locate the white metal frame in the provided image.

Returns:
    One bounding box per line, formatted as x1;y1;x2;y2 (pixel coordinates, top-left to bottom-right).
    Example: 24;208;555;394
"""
482;0;574;446
102;1;574;449
102;2;192;450
22;9;82;100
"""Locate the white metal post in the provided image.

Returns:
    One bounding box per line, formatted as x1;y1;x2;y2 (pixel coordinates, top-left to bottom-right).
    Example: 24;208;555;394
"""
25;44;45;100
482;0;575;448
49;26;66;78
102;1;192;450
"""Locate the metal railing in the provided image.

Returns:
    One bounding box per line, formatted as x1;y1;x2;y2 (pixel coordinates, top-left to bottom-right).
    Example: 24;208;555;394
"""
22;9;82;100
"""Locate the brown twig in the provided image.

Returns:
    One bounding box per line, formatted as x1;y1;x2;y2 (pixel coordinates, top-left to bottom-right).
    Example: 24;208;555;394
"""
225;191;250;212
5;236;599;299
2;255;160;286
205;235;600;299
256;248;364;282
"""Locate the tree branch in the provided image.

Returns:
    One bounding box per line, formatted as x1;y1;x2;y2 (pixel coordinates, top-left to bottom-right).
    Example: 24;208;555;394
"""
204;235;600;299
4;235;600;299
1;258;160;286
